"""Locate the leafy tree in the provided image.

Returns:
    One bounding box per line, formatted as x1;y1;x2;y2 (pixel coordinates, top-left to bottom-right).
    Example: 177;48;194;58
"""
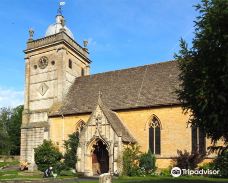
175;0;228;151
199;150;228;177
122;144;141;176
63;132;79;169
8;105;23;155
34;140;63;172
139;150;156;173
0;107;11;155
0;105;23;155
214;150;228;177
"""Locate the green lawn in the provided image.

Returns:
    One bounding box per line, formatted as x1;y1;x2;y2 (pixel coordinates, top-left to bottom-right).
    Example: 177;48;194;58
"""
0;169;77;181
0;170;42;180
0;161;19;168
114;176;228;183
1;170;228;183
78;176;228;183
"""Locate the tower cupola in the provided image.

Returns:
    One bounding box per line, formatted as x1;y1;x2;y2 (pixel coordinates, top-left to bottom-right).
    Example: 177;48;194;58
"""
45;15;74;39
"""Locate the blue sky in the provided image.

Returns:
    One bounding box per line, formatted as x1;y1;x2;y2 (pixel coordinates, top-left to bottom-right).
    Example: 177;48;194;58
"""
0;0;199;107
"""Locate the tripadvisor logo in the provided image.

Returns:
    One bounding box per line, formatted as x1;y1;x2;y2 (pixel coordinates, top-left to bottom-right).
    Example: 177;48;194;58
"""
171;167;181;177
170;167;220;177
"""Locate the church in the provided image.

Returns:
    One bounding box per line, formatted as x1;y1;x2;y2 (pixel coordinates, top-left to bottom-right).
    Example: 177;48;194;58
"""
20;10;215;176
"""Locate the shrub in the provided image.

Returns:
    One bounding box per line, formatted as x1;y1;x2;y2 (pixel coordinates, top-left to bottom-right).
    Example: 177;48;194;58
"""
139;150;156;174
198;162;216;177
199;162;215;170
55;161;67;175
159;166;172;176
63;132;79;169
214;150;228;178
34;140;63;172
122;144;141;176
173;150;204;170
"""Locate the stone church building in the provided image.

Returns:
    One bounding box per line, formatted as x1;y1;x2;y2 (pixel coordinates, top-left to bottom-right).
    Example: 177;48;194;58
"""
20;12;215;175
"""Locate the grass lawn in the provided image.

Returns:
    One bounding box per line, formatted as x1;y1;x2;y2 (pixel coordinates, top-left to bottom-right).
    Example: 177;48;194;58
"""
1;170;228;183
78;176;228;183
0;161;19;168
114;176;228;183
0;170;42;180
0;169;77;181
0;161;77;181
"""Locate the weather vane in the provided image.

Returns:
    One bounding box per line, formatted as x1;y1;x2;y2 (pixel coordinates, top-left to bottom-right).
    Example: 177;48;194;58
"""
57;1;66;15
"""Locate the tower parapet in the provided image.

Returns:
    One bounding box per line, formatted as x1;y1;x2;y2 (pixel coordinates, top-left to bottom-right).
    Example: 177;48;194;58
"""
25;32;90;63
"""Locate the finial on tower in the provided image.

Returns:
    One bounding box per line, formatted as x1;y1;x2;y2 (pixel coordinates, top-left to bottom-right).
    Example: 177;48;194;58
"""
28;28;34;41
83;40;89;51
83;40;88;48
57;1;66;15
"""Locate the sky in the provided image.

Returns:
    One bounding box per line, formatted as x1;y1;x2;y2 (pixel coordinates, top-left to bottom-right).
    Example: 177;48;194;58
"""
0;0;200;108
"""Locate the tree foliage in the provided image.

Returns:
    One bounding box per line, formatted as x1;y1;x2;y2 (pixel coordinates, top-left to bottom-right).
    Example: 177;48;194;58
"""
0;107;11;155
34;140;63;172
63;132;79;169
175;0;228;149
214;150;228;177
9;105;23;155
0;105;23;155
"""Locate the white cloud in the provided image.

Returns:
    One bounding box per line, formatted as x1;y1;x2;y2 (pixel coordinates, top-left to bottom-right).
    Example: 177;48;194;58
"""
0;87;24;108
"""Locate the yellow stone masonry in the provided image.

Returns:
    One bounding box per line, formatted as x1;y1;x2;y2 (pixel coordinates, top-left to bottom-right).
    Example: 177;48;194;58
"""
49;105;220;169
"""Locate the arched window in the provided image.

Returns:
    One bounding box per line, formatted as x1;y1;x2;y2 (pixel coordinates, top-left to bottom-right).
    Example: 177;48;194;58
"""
149;115;161;154
76;120;85;134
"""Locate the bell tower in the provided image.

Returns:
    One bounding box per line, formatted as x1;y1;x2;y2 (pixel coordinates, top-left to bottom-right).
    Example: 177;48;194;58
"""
20;9;91;169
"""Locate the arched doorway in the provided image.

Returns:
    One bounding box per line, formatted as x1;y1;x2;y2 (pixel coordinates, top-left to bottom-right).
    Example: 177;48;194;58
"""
92;140;109;175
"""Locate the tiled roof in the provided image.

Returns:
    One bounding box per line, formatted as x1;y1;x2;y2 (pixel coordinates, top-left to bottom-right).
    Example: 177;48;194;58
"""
50;60;180;116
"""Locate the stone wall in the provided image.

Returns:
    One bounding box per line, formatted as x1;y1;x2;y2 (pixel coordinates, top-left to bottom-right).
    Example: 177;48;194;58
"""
49;106;219;169
117;106;191;155
49;114;90;151
20;126;47;169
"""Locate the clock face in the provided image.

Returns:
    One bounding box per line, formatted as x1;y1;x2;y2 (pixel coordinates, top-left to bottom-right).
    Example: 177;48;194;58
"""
38;56;48;69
